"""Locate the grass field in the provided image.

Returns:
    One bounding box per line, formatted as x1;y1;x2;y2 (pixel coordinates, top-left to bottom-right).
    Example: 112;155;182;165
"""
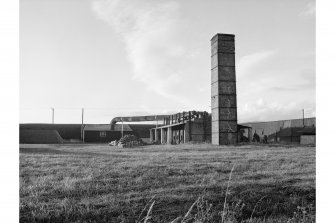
19;143;315;222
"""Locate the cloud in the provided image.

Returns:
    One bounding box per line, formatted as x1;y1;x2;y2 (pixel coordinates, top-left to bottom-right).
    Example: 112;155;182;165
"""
299;2;316;16
239;98;315;123
235;51;315;123
270;68;315;92
236;50;275;78
235;50;276;98
92;0;191;104
271;86;299;92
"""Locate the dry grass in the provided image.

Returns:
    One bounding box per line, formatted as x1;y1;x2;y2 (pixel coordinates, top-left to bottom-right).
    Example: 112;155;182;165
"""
20;143;315;222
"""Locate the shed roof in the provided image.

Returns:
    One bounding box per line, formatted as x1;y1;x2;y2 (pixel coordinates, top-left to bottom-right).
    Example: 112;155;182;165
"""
296;127;316;135
84;124;133;132
237;124;252;129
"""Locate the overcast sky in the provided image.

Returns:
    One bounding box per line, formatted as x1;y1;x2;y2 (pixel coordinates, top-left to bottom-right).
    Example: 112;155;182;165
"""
20;0;315;124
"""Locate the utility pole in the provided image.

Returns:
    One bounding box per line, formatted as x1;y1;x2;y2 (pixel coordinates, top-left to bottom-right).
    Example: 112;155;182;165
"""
302;109;305;127
121;117;124;138
82;108;84;125
81;108;84;143
51;107;54;124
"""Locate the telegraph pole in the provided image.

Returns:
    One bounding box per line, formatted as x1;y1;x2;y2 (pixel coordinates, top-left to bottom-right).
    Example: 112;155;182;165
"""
121;117;124;138
302;109;305;127
81;108;84;143
82;108;84;125
51;107;54;124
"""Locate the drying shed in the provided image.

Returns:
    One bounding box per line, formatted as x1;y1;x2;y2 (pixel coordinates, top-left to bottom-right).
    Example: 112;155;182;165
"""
83;124;133;143
298;127;316;145
237;124;252;143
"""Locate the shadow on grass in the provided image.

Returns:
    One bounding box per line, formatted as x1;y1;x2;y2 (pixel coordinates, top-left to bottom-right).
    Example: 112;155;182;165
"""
19;147;130;158
147;181;315;222
20;182;315;223
19;147;72;155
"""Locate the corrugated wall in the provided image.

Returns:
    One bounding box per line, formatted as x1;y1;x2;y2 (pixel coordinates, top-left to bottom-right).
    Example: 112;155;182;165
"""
301;135;316;145
20;130;64;144
241;117;316;136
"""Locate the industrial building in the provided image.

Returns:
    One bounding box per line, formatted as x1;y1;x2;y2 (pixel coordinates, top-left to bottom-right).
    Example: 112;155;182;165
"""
108;33;315;145
109;111;253;145
19;123;155;144
149;111;211;144
19;33;315;145
242;117;316;144
83;124;133;143
110;33;241;145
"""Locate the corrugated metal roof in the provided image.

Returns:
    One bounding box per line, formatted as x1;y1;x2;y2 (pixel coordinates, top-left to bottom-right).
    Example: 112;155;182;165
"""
297;127;316;135
84;124;133;132
237;124;252;129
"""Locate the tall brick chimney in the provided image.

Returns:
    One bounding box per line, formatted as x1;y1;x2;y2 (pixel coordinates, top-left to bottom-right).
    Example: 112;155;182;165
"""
211;33;237;145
